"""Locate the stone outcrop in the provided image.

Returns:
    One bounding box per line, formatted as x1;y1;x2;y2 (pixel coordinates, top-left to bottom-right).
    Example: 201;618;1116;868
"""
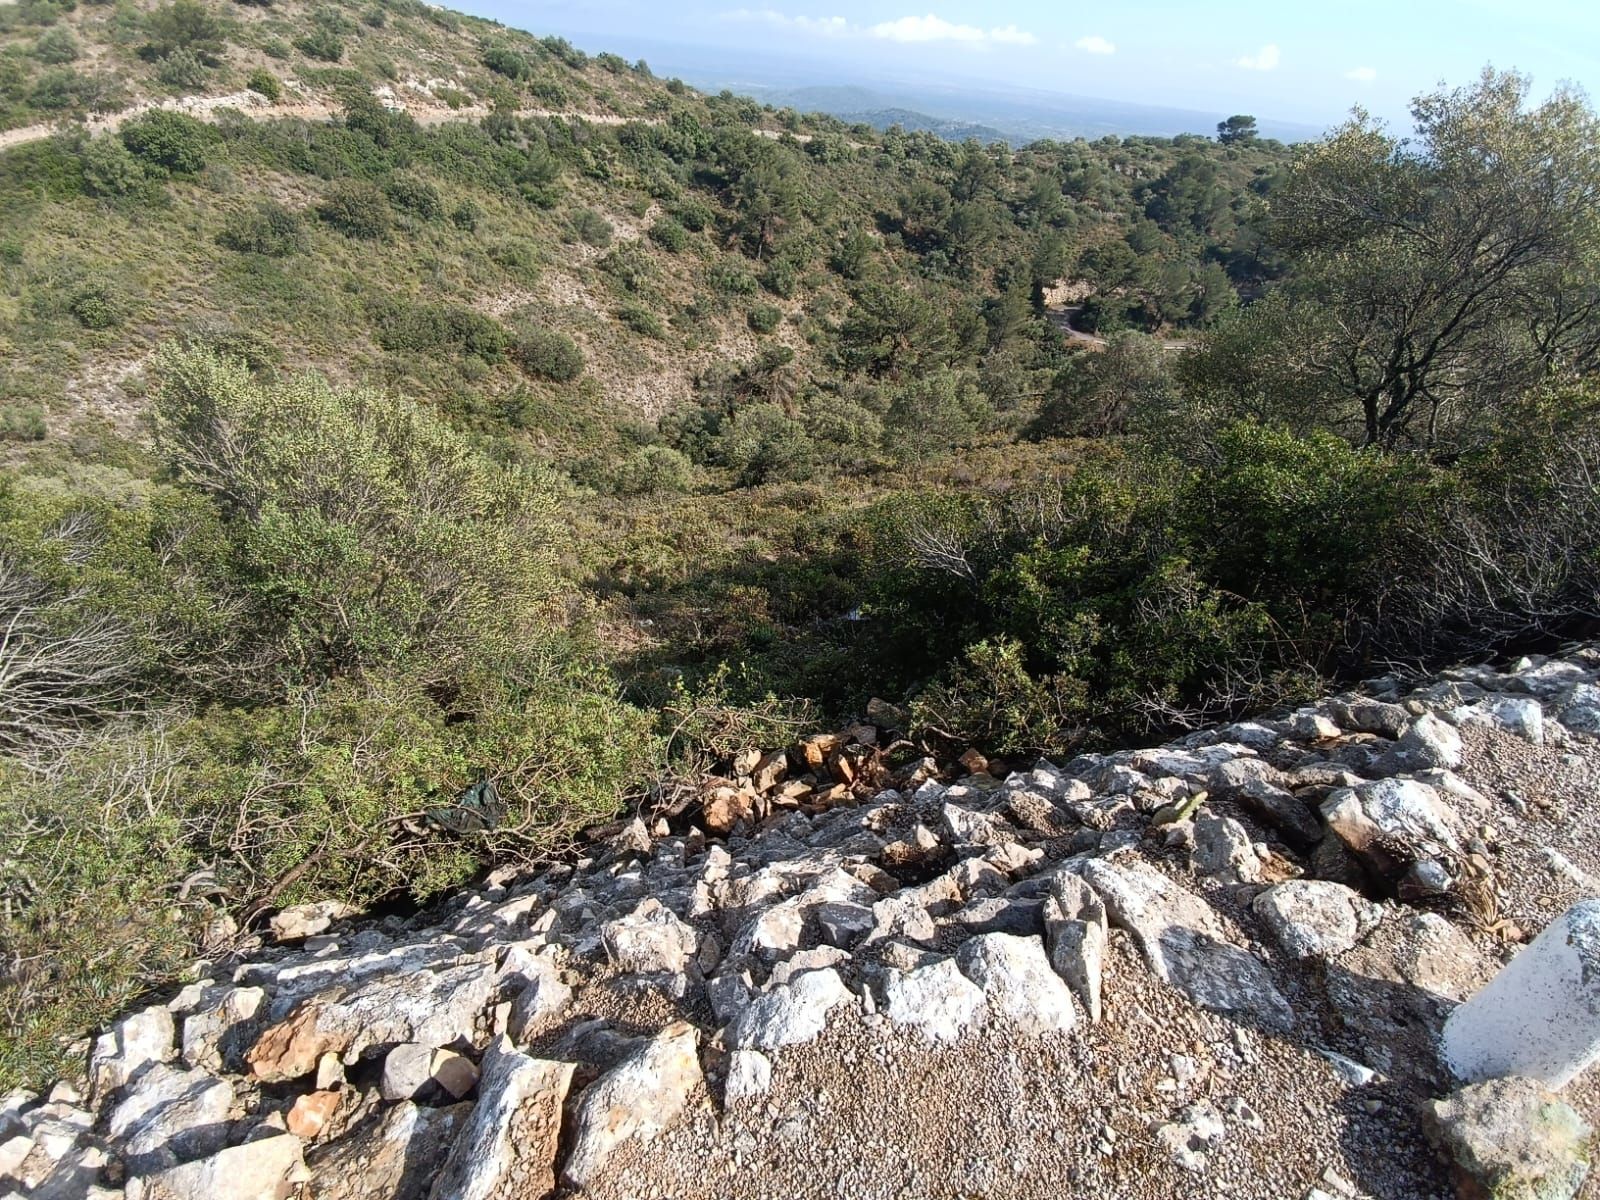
10;646;1600;1199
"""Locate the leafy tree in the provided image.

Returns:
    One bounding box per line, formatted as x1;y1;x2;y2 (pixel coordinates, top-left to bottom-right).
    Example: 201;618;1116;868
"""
138;0;224;65
1263;70;1600;447
1030;333;1177;438
1217;115;1258;145
119;110;215;175
317;180;392;238
80;135;145;197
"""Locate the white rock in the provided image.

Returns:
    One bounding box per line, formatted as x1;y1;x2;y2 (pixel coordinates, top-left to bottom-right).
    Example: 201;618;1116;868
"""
1443;898;1600;1089
1321;777;1463;882
180;987;264;1073
1192;816;1261;883
505;953;572;1043
731;968;852;1050
881;958;987;1043
426;1037;571;1200
601;898;700;976
724;1050;773;1102
562;1023;702;1189
91;1007;175;1101
1042;872;1107;1023
128;1133;304;1200
107;1064;232;1174
1070;858;1293;1031
1397;712;1463;768
1252;881;1381;959
1154;1102;1226;1172
955;933;1076;1035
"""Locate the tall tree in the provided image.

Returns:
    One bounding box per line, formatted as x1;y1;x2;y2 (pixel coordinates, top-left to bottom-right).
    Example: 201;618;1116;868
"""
1258;70;1600;447
1216;115;1258;145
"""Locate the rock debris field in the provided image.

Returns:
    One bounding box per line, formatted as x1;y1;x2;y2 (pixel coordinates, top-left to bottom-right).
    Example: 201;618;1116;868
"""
11;649;1600;1199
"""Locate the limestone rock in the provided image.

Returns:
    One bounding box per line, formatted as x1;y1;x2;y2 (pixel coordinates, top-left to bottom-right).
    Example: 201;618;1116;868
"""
731;968;852;1050
128;1133;304;1200
562;1022;702;1190
1428;1077;1590;1200
1070;858;1293;1031
1041;872;1108;1023
307;1101;469;1200
91;1006;176;1101
601;898;700;976
505;953;573;1044
1192;815;1261;883
881;958;987;1043
426;1037;572;1200
724;1049;773;1103
107;1064;232;1174
955;933;1076;1035
269;901;357;942
1251;880;1381;959
247;961;496;1082
1321;777;1463;887
1153;1102;1226;1173
179;986;265;1073
1396;712;1464;769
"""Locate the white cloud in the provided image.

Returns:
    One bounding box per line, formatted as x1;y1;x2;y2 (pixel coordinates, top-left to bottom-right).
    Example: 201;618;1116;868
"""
1345;65;1377;82
722;9;852;36
1235;43;1281;71
990;24;1039;46
723;9;1038;47
1074;34;1116;55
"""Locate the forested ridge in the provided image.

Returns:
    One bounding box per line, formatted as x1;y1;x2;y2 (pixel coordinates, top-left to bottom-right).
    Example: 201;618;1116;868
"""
2;0;1599;1089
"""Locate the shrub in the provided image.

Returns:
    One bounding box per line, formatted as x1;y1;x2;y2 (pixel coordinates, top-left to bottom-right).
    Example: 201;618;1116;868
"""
139;0;224;64
672;196;714;232
245;67;281;101
385;172;443;220
31;27;78;63
450;199;481;231
613;444;694;495
748;304;782;334
295;28;344;62
510;325;583;382
360;5;385;26
155;47;208;90
616;303;665;339
67;283;123;329
716;403;815;485
120;109;215;175
760;257;799;298
570;207;613;248
79;135;146;197
648;217;688;252
317;180;392;238
371;300;508;361
482;46;529;80
217;200;304;256
0;405;47;441
707;257;757;296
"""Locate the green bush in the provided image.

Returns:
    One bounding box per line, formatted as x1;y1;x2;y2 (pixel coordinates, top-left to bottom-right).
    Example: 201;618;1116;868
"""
707;257;757;296
672;196;715;232
217;200;305;256
295;27;344;62
155;47;208;90
482;45;529;80
68;283;122;328
139;0;224;63
245;67;282;101
570;206;613;248
614;444;694;495
748;303;782;334
0;405;47;441
510;324;583;382
616;303;665;339
372;300;508;361
648;217;688;252
450;199;482;230
317;179;393;238
120;109;215;175
385;172;444;220
79;135;146;197
31;26;77;63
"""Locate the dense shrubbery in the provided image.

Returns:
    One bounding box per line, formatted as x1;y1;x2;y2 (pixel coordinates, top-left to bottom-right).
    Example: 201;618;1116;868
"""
318;179;393;238
510;323;583;381
0;350;656;1084
217;199;305;255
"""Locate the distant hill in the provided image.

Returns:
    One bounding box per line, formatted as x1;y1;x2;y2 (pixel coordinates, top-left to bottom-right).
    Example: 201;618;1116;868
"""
838;106;1007;143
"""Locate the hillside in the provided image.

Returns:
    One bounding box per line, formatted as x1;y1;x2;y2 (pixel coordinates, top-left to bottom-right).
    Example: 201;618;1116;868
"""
3;0;1600;1177
8;647;1600;1199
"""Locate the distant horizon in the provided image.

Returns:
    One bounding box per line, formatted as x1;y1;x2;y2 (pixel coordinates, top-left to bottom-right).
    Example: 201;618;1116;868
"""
457;1;1600;131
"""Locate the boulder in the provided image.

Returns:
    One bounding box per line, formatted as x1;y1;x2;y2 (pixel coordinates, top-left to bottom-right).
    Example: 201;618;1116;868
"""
1191;815;1260;883
247;960;497;1082
1251;880;1381;959
1427;1077;1590;1200
561;1023;702;1190
1041;872;1107;1023
1396;713;1464;769
90;1006;175;1101
106;1064;232;1174
881;958;987;1043
1321;777;1462;888
724;1050;773;1103
426;1038;572;1200
307;1102;468;1200
955;933;1076;1035
1069;859;1293;1031
731;968;852;1050
600;898;700;976
127;1134;304;1200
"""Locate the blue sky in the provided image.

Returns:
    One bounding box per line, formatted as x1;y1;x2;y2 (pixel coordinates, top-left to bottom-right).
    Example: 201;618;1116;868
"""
460;1;1600;127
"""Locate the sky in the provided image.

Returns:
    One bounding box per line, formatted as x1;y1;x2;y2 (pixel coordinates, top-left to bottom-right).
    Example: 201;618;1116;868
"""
456;0;1600;128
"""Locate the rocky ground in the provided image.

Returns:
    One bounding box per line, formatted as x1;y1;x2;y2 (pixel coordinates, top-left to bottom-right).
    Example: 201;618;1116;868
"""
8;650;1600;1199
